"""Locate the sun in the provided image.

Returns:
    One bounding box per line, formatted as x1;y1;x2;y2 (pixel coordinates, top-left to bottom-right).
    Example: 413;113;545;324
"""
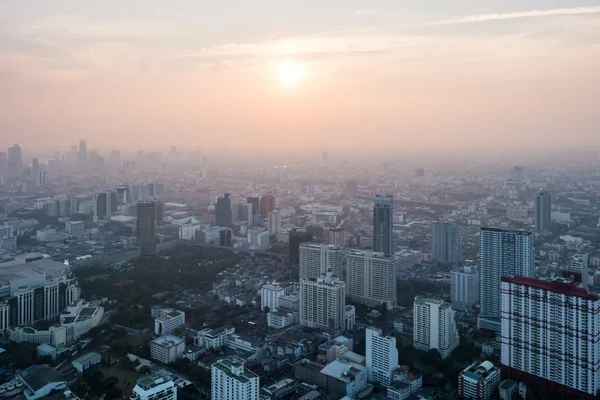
277;59;303;87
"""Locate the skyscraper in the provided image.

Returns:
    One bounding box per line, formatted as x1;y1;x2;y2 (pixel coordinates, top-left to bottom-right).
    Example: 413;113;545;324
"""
7;144;22;176
215;193;232;227
501;275;600;398
478;228;534;332
289;229;312;266
93;190;117;219
568;252;589;289
259;195;275;218
78;140;87;169
246;197;259;222
413;297;459;359
219;229;232;247
137;201;157;257
373;195;393;255
345;249;396;309
534;190;552;232
299;243;345;279
431;222;461;266
328;227;345;247
450;265;479;311
299;274;345;331
366;327;398;386
268;211;280;235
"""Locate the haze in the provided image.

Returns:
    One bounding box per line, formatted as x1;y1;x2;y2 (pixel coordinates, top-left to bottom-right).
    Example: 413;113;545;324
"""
1;0;600;155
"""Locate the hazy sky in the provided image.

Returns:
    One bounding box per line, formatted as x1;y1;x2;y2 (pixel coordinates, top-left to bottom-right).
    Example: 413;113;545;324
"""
1;1;599;155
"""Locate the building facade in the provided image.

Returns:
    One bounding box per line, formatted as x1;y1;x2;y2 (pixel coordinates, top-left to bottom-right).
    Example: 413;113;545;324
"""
299;243;345;279
300;275;346;331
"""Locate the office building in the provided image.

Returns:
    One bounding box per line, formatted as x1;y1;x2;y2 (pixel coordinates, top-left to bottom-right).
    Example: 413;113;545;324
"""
116;186;129;204
345;249;396;309
66;221;85;236
260;195;276;218
211;358;259;400
299;243;345;279
413;297;459;359
458;361;501;400
300;274;346;331
373;195;393;254
535;190;552;232
431;222;461;266
450;265;479;311
132;375;177;400
151;335;185;364
247;196;260;222
7;144;22;176
501;275;600;398
137;201;157;256
268;211;280;235
154;309;185;336
478;228;534;332
219;228;232;247
261;283;285;312
215;193;232;227
328;227;345;247
289;229;312;265
93;191;117;218
365;327;398;386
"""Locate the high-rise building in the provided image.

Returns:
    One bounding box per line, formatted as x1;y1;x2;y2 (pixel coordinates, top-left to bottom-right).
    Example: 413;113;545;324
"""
132;375;177;400
151;335;185;364
535;190;552;232
78;140;87;169
431;222;461;266
458;361;501;400
35;170;46;187
261;283;285;312
93;190;117;219
137;201;157;257
116;186;129;204
259;195;275;218
219;228;232;247
268;211;280;235
450;265;479;311
211;358;259;400
511;165;527;188
345;249;396;309
413;297;459;359
7;144;22;176
289;229;312;266
300;274;345;331
568;252;589;289
299;243;345;279
31;158;40;178
215;193;232;227
328;227;345;247
373;195;393;255
247;197;259;222
501;275;600;398
366;327;398;386
478;228;534;332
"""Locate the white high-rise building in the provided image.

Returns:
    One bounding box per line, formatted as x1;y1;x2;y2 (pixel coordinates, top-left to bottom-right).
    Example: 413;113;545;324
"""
211;358;259;400
413;297;459;359
478;228;534;332
501;275;600;398
345;249;396;309
450;265;479;311
366;327;398;386
132;375;177;400
268;211;280;235
261;283;285;312
300;274;346;331
299;243;345;279
568;252;589;289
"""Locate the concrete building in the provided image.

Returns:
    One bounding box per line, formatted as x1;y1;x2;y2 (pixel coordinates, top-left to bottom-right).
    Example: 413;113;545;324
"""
568;252;589;289
18;365;66;400
215;193;232;228
299;243;345;279
501;275;600;398
458;361;501;400
413;297;459;360
535;190;552;232
451;265;479;311
320;359;367;398
260;195;276;218
211;358;259;400
300;274;346;331
132;375;177;400
328;227;345;247
345;249;396;309
366;327;398;386
261;283;285;312
154;309;185;336
72;352;101;374
431;222;461;266
137;201;157;256
151;335;185;364
479;228;534;332
268;211;281;235
373;195;393;255
66;220;85;236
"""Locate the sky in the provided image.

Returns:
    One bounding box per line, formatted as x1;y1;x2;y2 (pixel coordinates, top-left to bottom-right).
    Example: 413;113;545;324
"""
1;0;599;156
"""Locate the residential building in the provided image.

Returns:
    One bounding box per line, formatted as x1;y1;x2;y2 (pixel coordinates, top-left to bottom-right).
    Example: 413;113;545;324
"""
137;201;157;256
366;327;398;386
211;358;259;400
132;375;177;400
345;249;396;309
413;297;459;359
373;195;393;255
450;265;479;311
478;228;535;332
154;309;185;336
299;243;344;279
535;190;552;232
501;275;600;398
300;275;346;331
151;335;186;364
458;361;501;400
261;283;285;312
431;222;461;266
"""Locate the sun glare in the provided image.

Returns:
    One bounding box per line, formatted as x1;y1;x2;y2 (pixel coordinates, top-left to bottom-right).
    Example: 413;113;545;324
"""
277;59;303;87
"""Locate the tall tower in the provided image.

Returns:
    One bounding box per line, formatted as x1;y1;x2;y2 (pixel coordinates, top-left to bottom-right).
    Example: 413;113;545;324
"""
431;222;461;266
299;243;344;279
413;297;459;359
7;144;22;176
259;195;275;218
268;211;280;235
478;228;534;332
137;201;157;257
534;190;552;232
215;193;232;227
299;274;345;331
246;197;259;222
373;195;393;255
78;140;88;169
345;249;396;309
366;327;398;386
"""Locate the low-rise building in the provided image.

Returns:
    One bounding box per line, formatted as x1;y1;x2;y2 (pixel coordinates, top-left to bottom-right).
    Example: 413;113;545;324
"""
151;335;185;364
132;375;177;400
18;365;67;400
154;309;185;336
458;361;501;400
72;352;102;374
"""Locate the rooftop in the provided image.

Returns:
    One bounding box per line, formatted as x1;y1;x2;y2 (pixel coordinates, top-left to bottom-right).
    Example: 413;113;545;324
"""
213;358;258;384
152;335;184;347
136;375;171;391
19;365;65;392
502;275;599;301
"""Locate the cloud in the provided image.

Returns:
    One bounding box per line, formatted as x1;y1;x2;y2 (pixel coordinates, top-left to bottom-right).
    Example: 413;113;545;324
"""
431;6;600;25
